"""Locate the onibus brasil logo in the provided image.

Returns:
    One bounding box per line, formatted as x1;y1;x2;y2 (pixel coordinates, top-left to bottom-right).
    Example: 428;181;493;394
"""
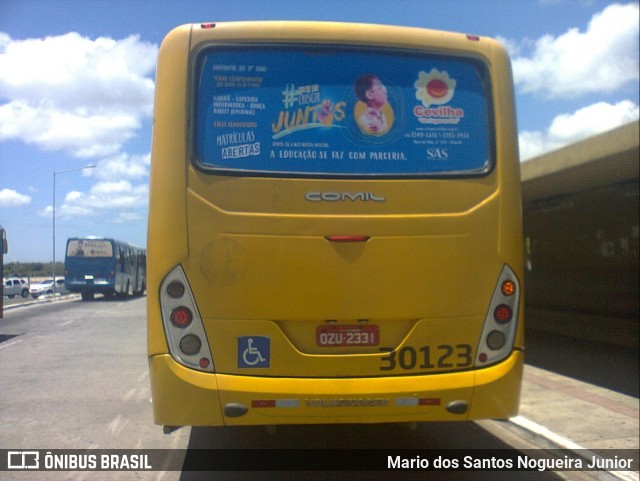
413;69;463;125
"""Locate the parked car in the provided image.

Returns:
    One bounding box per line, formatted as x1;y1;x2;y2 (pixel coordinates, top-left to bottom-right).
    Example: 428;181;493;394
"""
3;277;30;298
29;278;67;298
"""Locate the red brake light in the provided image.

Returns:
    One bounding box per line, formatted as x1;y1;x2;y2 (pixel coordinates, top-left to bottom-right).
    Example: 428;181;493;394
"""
325;235;370;243
170;307;193;328
494;304;513;324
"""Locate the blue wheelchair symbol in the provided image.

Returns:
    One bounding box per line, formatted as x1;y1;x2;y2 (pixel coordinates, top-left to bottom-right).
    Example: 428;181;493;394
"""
238;336;270;368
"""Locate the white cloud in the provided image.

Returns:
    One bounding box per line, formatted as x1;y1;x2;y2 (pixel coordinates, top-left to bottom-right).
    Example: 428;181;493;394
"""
67;180;148;210
0;188;31;207
0;32;157;158
39;180;148;223
111;211;145;224
519;100;639;160
0;100;140;158
507;3;639;98
95;152;150;181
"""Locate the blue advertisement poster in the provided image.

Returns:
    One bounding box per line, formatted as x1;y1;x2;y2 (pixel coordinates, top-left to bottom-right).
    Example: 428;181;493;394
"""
194;46;493;177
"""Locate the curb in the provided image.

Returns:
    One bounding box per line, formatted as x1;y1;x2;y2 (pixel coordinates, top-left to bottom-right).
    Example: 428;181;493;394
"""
2;293;81;312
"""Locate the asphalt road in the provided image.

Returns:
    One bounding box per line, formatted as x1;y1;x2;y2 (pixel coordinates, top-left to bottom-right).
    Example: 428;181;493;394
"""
0;297;636;480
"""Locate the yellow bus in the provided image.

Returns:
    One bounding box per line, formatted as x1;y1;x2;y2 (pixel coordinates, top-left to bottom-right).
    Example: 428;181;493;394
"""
148;21;524;429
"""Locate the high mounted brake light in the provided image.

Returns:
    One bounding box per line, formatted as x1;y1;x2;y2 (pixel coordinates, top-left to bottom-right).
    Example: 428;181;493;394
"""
325;235;370;243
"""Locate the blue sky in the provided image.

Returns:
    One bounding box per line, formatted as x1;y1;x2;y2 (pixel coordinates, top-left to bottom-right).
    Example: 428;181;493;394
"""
1;0;638;263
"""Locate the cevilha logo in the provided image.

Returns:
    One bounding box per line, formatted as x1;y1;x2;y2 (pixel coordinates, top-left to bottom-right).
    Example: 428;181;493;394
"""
414;69;456;107
413;69;463;125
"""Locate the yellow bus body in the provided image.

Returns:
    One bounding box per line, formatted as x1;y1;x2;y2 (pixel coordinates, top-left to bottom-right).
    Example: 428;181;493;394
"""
148;21;524;427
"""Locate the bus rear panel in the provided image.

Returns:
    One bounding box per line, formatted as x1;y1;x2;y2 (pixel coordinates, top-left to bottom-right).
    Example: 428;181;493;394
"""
65;237;146;300
147;21;523;428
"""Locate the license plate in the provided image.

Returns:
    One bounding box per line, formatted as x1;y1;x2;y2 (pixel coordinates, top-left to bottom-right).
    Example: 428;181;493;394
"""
316;325;379;347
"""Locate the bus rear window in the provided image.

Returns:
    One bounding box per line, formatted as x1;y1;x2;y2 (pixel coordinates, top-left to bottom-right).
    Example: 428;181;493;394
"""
193;46;494;178
67;240;113;257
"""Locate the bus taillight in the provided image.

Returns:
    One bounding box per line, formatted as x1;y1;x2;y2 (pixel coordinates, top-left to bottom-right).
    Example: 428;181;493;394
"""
486;331;506;350
494;304;513;324
501;280;516;296
170;307;193;328
476;265;520;365
179;334;201;355
166;281;185;298
159;265;215;373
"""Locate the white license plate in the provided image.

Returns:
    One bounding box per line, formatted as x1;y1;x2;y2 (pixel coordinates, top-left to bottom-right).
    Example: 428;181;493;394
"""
316;325;379;347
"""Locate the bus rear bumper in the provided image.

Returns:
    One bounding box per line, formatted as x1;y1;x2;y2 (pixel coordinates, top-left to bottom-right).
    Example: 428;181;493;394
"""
148;351;523;427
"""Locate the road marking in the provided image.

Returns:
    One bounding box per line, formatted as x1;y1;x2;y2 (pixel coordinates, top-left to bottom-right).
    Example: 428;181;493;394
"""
511;415;584;450
59;320;75;327
511;416;639;481
108;414;129;435
123;388;137;401
0;339;22;350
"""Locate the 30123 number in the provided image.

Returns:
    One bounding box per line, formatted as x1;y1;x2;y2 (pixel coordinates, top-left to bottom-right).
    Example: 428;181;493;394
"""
379;344;472;371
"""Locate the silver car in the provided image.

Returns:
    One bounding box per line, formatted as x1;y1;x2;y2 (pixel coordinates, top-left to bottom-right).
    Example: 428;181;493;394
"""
3;277;30;298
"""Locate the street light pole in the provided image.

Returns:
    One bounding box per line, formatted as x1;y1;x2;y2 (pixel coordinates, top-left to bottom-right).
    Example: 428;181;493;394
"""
52;165;96;295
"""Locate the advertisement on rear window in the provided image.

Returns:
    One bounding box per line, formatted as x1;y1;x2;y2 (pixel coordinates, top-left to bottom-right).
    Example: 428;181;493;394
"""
194;46;492;177
66;240;113;258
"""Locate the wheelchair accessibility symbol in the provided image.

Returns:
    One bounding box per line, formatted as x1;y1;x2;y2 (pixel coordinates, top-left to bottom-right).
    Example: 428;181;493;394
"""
238;336;270;368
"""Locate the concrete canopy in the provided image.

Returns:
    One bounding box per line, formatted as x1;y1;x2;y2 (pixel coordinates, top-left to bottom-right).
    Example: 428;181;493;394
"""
521;121;639;203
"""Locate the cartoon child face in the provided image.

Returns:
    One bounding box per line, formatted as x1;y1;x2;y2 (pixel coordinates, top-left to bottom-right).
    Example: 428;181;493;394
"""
366;79;388;107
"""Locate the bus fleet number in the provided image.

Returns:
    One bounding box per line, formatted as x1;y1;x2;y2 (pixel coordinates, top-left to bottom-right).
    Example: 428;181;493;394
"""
379;344;472;371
